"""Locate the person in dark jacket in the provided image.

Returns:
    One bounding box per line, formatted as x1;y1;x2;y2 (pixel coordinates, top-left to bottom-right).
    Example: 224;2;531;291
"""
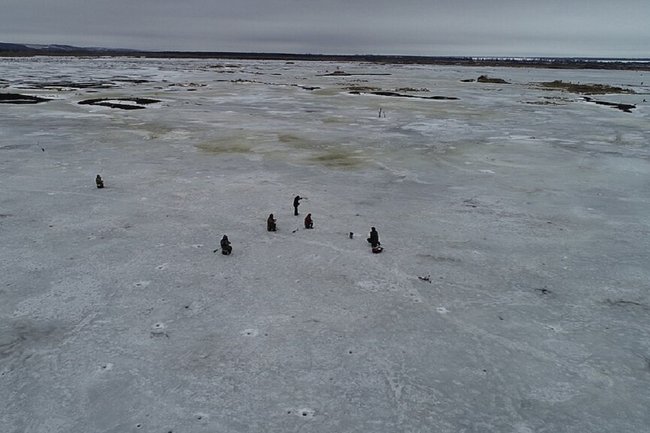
220;235;232;255
96;174;104;189
293;195;302;216
267;214;277;231
304;213;313;229
367;227;380;248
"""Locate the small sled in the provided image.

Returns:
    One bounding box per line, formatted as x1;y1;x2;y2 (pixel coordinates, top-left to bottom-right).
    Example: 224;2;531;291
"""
372;246;384;254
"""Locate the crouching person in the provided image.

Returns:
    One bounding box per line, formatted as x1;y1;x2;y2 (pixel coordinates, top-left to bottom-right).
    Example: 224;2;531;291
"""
220;235;232;255
304;213;313;229
267;214;277;232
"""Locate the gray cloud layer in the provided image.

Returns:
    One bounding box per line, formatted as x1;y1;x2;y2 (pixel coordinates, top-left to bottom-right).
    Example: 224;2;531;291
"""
2;0;649;57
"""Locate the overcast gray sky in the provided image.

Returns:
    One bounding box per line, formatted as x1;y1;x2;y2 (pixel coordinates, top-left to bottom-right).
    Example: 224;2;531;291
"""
2;0;649;57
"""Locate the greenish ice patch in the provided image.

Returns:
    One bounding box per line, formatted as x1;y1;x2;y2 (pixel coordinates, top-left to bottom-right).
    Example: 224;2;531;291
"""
309;149;364;168
312;88;342;97
141;124;173;140
196;137;252;154
278;133;320;150
322;116;351;124
278;133;365;168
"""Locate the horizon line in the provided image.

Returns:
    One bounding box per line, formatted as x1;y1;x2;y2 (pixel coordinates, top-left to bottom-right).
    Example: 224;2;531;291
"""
2;41;650;62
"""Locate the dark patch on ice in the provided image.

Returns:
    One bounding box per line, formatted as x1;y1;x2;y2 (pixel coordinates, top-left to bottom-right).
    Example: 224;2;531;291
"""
582;97;636;113
395;87;430;92
1;320;66;359
226;78;319;90
349;90;458;100
319;70;391;76
0;93;51;104
78;97;160;110
113;78;150;84
524;96;571;106
477;75;509;84
463;198;479;208
534;287;552;295
321;70;352;76
604;298;648;310
1;144;35;150
537;80;634;95
346;85;382;92
22;80;115;89
0;336;25;359
418;275;432;283
416;254;461;263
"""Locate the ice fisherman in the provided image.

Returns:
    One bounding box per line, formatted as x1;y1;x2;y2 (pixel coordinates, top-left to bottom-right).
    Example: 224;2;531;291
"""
293;195;303;216
304;213;313;229
267;214;277;232
367;227;380;248
220;235;232;255
95;174;104;189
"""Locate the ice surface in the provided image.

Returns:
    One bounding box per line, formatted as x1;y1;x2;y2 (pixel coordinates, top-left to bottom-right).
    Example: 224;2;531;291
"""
1;57;649;432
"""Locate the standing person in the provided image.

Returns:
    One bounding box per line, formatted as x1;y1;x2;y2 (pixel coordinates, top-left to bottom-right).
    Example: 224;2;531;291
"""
267;214;277;232
304;213;313;229
293;195;303;216
220;235;232;255
367;227;380;248
95;174;104;189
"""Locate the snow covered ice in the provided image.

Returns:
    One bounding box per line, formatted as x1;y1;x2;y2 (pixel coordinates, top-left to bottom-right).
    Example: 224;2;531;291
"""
1;57;649;432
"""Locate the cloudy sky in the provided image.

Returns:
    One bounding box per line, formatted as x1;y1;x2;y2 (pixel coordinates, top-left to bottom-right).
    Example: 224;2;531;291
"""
2;0;649;57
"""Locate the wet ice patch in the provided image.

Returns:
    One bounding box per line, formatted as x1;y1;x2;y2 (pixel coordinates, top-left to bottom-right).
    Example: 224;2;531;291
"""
436;307;449;314
12;277;101;322
401;119;470;138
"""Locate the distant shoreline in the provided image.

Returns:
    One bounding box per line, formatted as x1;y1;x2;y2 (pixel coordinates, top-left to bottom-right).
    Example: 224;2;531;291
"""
2;46;649;71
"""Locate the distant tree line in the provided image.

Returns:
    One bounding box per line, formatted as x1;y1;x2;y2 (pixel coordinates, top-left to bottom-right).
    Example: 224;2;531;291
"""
1;43;649;70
